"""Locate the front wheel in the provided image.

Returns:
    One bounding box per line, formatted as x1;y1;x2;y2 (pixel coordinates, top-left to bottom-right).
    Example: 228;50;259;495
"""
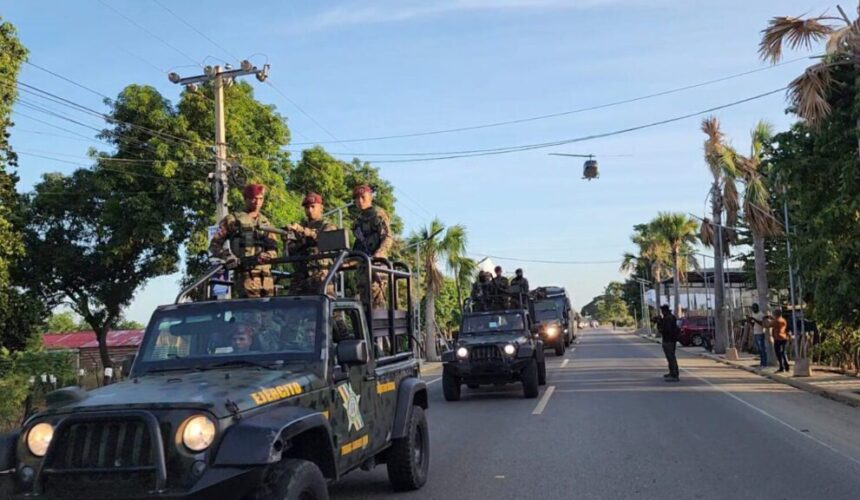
522;359;539;398
255;458;328;500
442;372;461;401
554;339;565;356
387;406;430;491
691;334;704;347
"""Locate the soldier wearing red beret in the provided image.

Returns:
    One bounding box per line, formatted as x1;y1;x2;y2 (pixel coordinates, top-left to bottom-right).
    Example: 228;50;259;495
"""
352;184;392;308
208;183;279;298
284;192;337;295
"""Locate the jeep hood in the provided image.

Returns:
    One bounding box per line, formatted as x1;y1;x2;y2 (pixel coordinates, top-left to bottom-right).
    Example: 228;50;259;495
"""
39;367;323;419
458;333;528;345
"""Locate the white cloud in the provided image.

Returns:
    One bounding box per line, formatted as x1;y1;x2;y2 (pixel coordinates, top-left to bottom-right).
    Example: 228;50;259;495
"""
295;0;659;33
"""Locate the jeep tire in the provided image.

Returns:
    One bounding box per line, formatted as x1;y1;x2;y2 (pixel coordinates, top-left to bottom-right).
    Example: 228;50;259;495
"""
256;458;328;500
387;406;430;491
554;338;565;356
442;372;461;401
522;359;539;398
537;359;547;385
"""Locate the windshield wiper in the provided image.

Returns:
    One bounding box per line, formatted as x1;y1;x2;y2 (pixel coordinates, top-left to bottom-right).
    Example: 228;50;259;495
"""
202;359;283;371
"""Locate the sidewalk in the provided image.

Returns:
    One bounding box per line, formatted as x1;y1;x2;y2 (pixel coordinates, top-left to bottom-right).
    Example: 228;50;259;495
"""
636;331;860;408
419;360;443;376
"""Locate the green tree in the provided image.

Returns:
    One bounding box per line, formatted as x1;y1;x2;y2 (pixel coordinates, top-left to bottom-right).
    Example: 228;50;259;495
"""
40;311;85;333
408;219;467;361
652;212;699;317
622;222;671;313
593;282;634;327
0;18;45;352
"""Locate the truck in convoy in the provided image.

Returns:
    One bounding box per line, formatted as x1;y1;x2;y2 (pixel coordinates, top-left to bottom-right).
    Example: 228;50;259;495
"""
0;230;428;500
533;286;575;347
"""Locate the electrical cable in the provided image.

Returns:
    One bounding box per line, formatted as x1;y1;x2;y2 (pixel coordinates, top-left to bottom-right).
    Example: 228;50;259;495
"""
290;56;810;145
151;0;242;62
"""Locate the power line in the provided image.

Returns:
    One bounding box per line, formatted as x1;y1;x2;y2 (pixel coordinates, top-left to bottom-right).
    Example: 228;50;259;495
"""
96;0;202;68
364;87;787;163
265;80;342;143
472;253;621;265
23;61;112;101
17;151;201;184
291;56;810;146
151;0;241;62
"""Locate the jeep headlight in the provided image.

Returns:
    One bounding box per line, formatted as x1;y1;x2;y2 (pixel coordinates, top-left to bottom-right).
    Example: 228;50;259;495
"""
503;344;516;356
546;326;559;338
27;422;54;457
456;347;468;358
181;415;216;452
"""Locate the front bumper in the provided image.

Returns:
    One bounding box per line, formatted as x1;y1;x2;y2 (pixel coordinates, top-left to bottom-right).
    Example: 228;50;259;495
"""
6;464;264;499
443;356;531;383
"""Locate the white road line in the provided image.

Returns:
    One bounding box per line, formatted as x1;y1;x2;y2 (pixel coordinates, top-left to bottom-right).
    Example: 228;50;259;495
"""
561;359;569;368
426;377;441;385
682;367;860;468
532;385;556;415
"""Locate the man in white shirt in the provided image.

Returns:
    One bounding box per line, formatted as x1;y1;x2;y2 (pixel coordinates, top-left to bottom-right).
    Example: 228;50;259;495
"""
747;303;767;367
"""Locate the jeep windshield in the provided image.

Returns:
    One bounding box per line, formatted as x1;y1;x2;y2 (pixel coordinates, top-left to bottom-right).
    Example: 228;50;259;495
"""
461;313;525;335
136;298;323;374
534;302;560;322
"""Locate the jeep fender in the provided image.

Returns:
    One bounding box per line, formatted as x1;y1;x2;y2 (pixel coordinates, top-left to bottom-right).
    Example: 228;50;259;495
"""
391;378;428;439
0;431;18;471
213;406;337;478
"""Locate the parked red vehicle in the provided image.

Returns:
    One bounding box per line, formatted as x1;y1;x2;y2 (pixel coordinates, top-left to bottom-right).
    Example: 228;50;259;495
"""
678;316;714;348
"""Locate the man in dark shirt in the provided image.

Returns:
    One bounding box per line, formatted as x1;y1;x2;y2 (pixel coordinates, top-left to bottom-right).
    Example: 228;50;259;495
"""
659;305;680;381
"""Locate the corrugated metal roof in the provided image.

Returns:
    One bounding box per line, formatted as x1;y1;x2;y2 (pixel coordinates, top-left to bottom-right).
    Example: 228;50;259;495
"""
42;330;144;349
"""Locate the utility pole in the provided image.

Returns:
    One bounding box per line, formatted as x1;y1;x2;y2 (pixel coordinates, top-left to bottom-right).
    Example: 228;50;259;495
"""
169;61;270;221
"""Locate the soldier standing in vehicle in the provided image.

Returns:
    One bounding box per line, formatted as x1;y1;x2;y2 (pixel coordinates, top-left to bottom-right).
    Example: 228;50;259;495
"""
510;268;529;295
208;183;280;298
351;184;393;308
285;192;338;296
492;266;510;309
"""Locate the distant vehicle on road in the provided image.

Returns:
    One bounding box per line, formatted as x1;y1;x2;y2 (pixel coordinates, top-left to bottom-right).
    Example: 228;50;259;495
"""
533;286;575;346
533;300;566;356
442;292;547;400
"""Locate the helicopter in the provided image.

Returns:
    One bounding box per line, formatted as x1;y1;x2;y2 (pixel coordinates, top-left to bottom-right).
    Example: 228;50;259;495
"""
549;153;600;180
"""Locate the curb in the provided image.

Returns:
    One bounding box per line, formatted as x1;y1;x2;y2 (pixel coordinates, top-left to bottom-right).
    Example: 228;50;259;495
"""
636;333;860;409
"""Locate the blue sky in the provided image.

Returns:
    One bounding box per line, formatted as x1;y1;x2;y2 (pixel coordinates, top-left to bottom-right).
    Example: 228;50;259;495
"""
3;0;832;322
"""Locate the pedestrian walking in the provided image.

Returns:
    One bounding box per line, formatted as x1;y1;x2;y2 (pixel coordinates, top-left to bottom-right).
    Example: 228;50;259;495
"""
658;305;680;382
771;309;791;372
747;303;768;367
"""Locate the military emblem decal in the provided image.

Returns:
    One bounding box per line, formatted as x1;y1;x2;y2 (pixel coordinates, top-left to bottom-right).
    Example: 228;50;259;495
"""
337;383;364;431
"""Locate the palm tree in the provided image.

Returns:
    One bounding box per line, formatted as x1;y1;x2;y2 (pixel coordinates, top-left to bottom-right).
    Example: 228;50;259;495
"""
701;116;740;354
450;255;477;309
622;223;671;316
726;120;783;365
652;213;700;317
759;5;860;153
408;219;467;361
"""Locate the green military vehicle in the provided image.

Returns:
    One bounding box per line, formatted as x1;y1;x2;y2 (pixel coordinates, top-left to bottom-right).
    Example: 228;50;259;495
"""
533;286;575;347
532;300;566;356
0;236;429;499
441;291;547;400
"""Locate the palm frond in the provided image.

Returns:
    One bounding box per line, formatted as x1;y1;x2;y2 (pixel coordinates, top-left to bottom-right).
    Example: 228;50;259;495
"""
759;16;834;63
700;219;715;247
750;120;774;159
723;178;740;223
788;62;834;125
825;25;852;54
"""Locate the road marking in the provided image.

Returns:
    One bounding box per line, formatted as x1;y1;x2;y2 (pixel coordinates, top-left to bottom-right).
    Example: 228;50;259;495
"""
426;377;441;385
682;367;860;468
532;385;556;415
494;475;505;479
561;359;569;368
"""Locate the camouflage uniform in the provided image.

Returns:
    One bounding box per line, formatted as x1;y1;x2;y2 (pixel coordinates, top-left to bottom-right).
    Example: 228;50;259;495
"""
352;206;393;309
492;275;511;310
209;211;279;298
286;217;337;296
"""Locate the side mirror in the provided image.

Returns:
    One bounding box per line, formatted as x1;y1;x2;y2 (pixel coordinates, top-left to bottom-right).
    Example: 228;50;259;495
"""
121;354;136;375
337;339;369;366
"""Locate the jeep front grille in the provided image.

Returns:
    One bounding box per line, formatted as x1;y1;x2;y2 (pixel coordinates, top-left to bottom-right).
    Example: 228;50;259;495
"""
47;418;154;470
470;345;502;362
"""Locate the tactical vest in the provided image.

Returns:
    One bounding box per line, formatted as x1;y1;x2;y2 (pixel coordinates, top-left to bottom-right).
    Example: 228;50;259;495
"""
228;212;275;268
293;219;333;275
353;207;384;255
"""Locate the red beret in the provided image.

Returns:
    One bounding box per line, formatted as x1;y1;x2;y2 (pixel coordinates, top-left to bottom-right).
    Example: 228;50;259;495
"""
352;184;372;197
302;192;323;207
243;183;265;199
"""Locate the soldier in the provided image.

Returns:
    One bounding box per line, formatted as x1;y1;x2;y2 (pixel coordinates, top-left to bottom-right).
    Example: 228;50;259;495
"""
284;192;337;296
470;271;493;311
492;266;511;309
351;184;393;308
208;184;280;298
510;268;530;295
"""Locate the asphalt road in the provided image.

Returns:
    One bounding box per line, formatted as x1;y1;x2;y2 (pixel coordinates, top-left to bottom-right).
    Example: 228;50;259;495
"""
330;328;860;499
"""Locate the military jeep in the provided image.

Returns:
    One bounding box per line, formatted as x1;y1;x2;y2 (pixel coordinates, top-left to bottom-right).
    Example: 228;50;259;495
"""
533;300;566;356
0;241;428;499
441;293;546;400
